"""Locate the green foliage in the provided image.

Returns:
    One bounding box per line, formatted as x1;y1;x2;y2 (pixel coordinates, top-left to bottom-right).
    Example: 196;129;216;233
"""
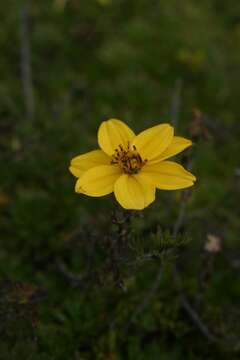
0;0;240;359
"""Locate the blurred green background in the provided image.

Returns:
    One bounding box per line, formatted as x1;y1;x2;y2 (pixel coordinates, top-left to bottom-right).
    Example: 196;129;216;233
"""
1;0;240;359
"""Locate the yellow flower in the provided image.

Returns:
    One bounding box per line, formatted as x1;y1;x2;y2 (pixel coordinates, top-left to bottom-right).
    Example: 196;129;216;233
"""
69;119;196;210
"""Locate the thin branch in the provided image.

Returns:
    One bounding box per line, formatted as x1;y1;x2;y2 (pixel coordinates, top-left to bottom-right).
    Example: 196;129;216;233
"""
118;252;161;268
173;193;188;238
56;260;88;288
20;3;35;120
170;78;182;129
126;268;163;329
171;157;221;343
179;293;219;343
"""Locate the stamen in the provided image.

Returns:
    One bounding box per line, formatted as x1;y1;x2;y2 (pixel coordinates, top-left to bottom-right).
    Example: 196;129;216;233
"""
111;143;147;174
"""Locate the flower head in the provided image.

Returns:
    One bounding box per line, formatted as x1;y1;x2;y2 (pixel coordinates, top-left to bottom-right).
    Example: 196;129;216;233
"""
69;119;196;210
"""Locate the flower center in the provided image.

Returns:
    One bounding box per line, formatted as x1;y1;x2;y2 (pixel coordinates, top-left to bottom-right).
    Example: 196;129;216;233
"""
111;144;147;174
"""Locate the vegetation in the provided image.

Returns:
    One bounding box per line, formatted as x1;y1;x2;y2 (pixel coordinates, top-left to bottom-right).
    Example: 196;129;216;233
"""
1;0;240;359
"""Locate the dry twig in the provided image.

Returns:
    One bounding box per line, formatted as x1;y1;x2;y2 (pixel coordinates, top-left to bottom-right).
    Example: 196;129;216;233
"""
170;78;182;129
20;3;35;120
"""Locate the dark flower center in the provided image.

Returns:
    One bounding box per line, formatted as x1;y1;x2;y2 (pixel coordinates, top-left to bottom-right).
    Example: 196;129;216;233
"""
111;143;147;174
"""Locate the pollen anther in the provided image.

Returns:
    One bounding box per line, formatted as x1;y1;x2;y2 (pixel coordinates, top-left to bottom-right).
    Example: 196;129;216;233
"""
111;144;147;174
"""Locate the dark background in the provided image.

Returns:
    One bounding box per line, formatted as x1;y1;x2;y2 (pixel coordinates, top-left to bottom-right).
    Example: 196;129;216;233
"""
0;1;240;359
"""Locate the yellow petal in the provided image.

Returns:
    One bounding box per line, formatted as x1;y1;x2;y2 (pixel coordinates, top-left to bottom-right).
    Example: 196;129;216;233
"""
114;174;155;210
150;136;192;163
69;150;110;178
141;161;196;190
98;119;135;156
75;165;121;197
132;124;174;161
